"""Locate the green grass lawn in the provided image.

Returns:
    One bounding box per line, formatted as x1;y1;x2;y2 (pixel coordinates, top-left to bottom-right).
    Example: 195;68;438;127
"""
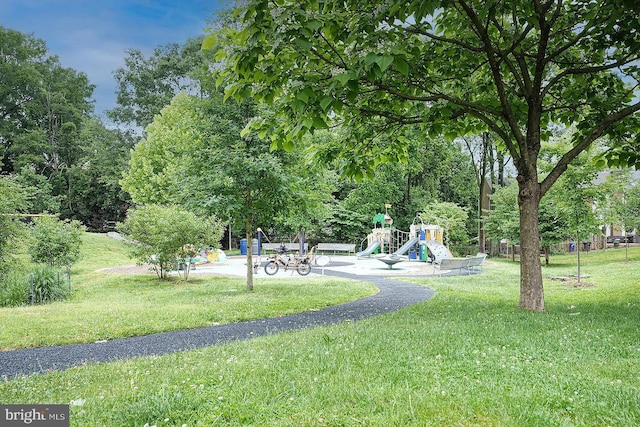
1;240;639;426
0;233;376;350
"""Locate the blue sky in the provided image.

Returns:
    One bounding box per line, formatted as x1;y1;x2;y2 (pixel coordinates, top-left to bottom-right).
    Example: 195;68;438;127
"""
0;0;228;121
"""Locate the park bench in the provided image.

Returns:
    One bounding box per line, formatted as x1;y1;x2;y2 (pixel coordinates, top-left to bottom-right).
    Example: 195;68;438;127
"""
433;253;487;276
466;253;487;272
432;257;471;276
317;243;356;255
261;243;308;253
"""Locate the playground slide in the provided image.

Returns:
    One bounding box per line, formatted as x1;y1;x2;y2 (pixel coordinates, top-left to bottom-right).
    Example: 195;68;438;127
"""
392;237;420;256
357;241;381;257
425;240;453;263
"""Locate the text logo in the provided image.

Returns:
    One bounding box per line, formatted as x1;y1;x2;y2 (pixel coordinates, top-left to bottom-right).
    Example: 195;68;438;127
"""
1;405;69;426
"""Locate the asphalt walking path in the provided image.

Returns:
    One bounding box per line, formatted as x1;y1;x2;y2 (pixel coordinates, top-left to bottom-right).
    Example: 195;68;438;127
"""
0;266;435;378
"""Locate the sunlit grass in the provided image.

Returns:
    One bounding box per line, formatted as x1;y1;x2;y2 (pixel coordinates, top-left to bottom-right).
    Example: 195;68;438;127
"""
0;233;376;350
1;244;639;425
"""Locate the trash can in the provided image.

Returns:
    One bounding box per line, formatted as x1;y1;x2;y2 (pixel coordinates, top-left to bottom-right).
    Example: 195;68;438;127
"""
613;239;620;248
569;242;575;252
240;238;247;255
408;246;417;260
582;241;591;252
252;238;259;255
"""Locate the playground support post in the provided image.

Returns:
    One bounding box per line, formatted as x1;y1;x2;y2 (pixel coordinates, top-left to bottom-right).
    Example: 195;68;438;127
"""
257;227;262;256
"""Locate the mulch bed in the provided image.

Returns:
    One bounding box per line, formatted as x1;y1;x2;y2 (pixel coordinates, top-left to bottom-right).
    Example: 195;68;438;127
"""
550;275;594;287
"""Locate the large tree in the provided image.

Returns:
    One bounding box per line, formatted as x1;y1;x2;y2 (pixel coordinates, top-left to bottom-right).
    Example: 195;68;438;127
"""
0;27;48;171
122;93;316;290
66;118;134;229
1;27;94;176
108;37;215;130
209;0;640;311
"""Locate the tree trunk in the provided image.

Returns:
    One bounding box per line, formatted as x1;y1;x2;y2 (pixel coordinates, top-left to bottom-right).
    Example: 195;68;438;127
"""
478;132;489;254
544;245;550;266
518;178;545;311
478;195;486;254
497;150;505;187
245;216;254;291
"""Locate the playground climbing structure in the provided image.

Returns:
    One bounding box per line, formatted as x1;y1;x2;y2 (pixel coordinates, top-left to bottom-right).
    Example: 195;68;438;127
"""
358;212;452;263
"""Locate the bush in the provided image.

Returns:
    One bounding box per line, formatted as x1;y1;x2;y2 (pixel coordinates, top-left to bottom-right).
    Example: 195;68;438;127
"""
29;266;71;304
0;272;29;307
0;177;28;275
120;204;223;280
0;266;70;307
28;216;84;268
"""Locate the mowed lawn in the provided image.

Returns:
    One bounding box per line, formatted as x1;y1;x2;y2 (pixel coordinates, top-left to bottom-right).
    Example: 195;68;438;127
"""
1;236;639;426
0;233;377;350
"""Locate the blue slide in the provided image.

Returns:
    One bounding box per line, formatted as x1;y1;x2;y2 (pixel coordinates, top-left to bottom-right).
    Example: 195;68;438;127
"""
374;237;420;269
356;241;381;257
392;237;419;256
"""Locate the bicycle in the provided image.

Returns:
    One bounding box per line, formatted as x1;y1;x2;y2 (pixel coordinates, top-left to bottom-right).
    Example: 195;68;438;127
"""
264;246;314;276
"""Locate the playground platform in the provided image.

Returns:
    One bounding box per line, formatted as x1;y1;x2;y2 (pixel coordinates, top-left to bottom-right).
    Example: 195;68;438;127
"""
182;254;440;278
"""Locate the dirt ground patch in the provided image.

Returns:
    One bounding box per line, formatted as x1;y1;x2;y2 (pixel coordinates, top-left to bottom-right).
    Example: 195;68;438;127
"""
550;275;594;288
98;264;156;275
97;263;232;277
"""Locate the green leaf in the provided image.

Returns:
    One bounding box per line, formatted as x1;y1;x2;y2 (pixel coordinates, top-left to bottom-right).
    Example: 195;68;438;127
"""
394;57;410;75
215;74;226;89
364;53;379;68
307;19;323;31
320;97;333;112
292;99;306;113
334;72;353;86
296;90;309;103
346;89;358;103
376;55;394;72
201;34;218;50
303;117;314;129
283;138;295;152
239;85;252;100
312;116;328;129
295;38;313;51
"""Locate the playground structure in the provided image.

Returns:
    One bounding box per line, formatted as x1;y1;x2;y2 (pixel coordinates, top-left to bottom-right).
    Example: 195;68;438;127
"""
239;208;453;272
357;210;453;266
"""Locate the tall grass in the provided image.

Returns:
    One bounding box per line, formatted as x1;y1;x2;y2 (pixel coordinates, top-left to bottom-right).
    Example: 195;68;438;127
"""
0;271;29;307
1;247;638;425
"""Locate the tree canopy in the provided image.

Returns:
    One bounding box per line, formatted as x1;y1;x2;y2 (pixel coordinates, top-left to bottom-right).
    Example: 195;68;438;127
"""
209;0;640;311
0;27;132;229
121;91;325;290
109;38;215;130
1;26;94;175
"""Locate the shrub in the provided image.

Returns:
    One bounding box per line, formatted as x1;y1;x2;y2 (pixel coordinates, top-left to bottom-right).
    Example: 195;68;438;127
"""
119;204;223;280
0;177;28;275
0;272;29;307
0;266;70;307
29;265;71;304
28;216;85;268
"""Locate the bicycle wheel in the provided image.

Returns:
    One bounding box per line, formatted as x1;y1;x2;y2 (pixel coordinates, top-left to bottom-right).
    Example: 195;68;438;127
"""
264;261;279;275
297;262;311;276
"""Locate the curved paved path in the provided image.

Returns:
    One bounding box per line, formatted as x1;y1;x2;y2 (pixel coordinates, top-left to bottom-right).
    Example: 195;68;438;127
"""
0;270;434;378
